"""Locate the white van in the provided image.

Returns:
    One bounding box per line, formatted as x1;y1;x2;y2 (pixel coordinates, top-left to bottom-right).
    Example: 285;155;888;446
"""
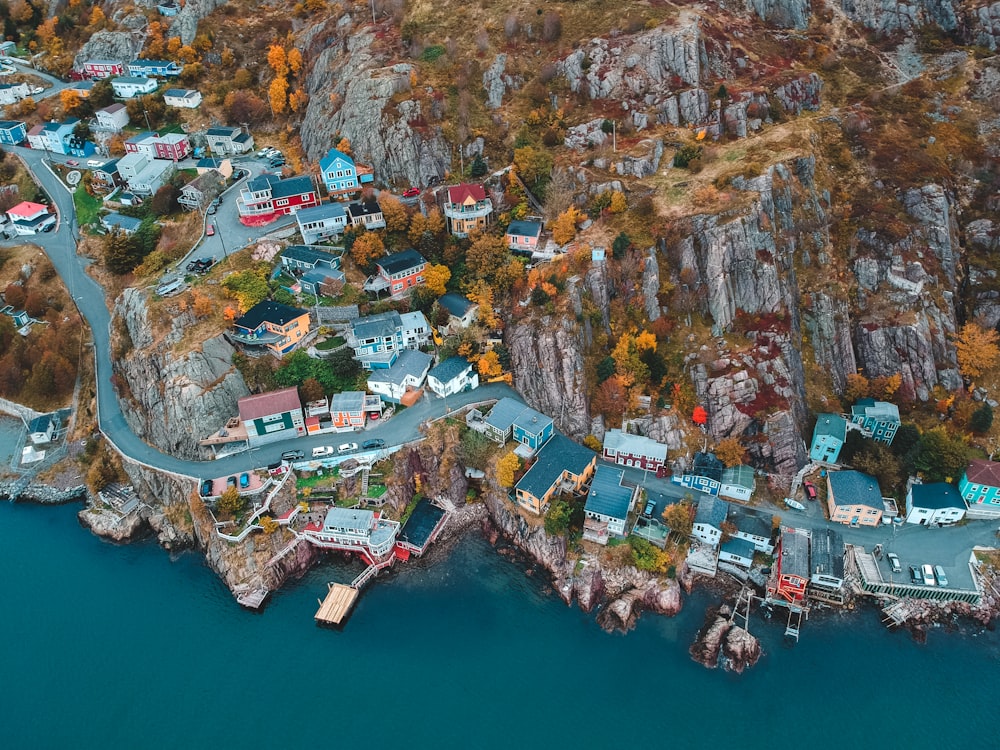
921;564;935;586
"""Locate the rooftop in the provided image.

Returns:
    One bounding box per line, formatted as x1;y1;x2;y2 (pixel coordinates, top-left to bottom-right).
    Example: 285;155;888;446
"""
270;175;315;200
102;212;143;233
320;148;354;170
351;311;403;341
281;245;339;266
909;482;965;511
7;201;47;218
721;537;757;561
730;507;773;540
813;413;847;441
515;434;596;500
112;76;155;85
602;428;667;461
323;506;374;534
238;386;301;421
27;414;52;433
828;470;883;510
485;397;528;433
851;398;901;424
428;356;473;384
810;528;844;579
447;183;487;204
98;103;127;114
584;465;634;521
506;219;542;238
512;405;553;436
694;494;728;529
347;201;383;219
329;390;366;413
721;464;755;490
367;349;432;386
378;248;426;275
691;451;724;482
206;126;241;137
964;459;1000;487
234;300;308;331
778;527;810;579
438;292;475;318
296;202;346;222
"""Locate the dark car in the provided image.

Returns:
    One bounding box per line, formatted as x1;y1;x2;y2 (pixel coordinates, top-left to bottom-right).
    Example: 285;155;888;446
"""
226;476;237;489
361;438;386;450
643;498;656;517
803;481;818;500
191;258;214;274
200;480;213;497
207;205;217;215
909;565;922;584
281;449;305;461
186;259;199;271
239;472;250;488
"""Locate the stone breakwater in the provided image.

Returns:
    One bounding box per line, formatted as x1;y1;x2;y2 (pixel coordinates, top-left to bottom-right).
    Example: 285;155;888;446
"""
0;481;87;504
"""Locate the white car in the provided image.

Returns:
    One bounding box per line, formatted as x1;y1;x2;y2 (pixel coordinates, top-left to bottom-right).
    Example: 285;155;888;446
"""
86;159;103;168
337;442;358;454
312;446;334;458
921;564;936;586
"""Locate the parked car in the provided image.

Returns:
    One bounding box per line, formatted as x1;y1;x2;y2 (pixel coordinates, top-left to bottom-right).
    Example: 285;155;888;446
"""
922;564;936;586
887;553;902;574
643;498;656;517
361;439;386;450
312;446;334;457
206;223;215;236
86;159;102;168
189;258;214;274
934;565;948;587
186;259;200;271
207;206;217;215
281;449;305;461
239;472;250;489
66;159;79;166
402;187;420;198
200;480;213;497
338;442;358;454
803;481;817;500
226;476;237;489
909;565;922;584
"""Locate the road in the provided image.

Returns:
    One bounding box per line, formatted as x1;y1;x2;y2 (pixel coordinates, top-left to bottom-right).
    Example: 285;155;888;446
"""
4;146;519;480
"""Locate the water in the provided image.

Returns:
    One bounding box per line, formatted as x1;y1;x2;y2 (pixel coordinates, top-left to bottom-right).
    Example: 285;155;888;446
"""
1;501;997;749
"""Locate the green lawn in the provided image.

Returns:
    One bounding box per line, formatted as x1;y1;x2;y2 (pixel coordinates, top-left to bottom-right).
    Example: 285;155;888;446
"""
73;187;102;227
315;336;345;351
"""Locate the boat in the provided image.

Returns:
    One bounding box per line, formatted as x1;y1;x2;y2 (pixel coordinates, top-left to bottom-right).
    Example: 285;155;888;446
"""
784;497;806;511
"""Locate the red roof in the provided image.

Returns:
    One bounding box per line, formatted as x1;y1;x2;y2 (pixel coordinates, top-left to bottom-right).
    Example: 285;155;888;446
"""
447;183;486;204
965;459;1000;487
7;201;47;218
238;386;302;421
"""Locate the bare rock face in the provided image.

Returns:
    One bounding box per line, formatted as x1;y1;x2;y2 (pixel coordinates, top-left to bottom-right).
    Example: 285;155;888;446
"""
804;292;857;395
168;0;229;45
642;246;662;322
722;624;762;672
482;53;520;109
739;0;813;28
629;413;687;451
73;31;136;69
614;139;664;177
78;505;148;542
690;607;732;668
774;73;823;114
480;485;571;580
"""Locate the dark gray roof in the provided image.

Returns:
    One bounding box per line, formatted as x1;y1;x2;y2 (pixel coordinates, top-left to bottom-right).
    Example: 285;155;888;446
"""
281;245;338;266
829;470;883;510
810;528;844;579
428;356;472;384
351;311;402;340
378;249;426;275
296;202;346;222
506;219;542;238
234;300;307;331
515;434;596;500
270;175;314;199
485;397;527;432
721;537;756;561
206;126;240;137
691;451;724;482
584;465;633;521
27;414;52;433
730;507;772;539
367;349;432;386
779;527;810;578
347;201;382;219
438;292;474;318
694;495;728;529
910;482;964;511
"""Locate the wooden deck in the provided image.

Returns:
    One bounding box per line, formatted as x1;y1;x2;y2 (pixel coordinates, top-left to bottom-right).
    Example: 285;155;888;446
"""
314;583;358;626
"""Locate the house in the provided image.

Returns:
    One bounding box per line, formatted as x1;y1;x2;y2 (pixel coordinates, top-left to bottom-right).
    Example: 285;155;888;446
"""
100;212;143;235
95;103;130;131
237;386;305;446
809;414;847;463
427;356;479;398
512;406;554;451
90;159;121;193
850;398;900;444
111;76;158;99
328;391;380;429
672;451;725;496
810;528;844;590
437;293;478;332
482;397;528;445
25;124;44;150
602;429;667;473
443;183;493;237
29;120;78;155
303;506;400;561
152;133;190;161
195;157;232;178
514;434;597;515
362;248;427;296
730;507;775;554
27;414;55;445
66;80;94;98
719;464;755;502
583;465;637;545
6;202;55;234
177;170;225;210
295;202;347;244
767;527;810;604
959;459;1000;518
318;148;360;196
236;174;319;221
691;494;728;547
719;538;756;569
367;349;433;405
279;245;344;296
157;1;179;15
126;59;182;78
205;126;254;155
346;200;385;229
505;219;543;253
347;310;430;370
230;300;312;357
904;481;966;526
0;81;29;105
82;59;125;79
0;120;26;146
0;41;16;56
826;470;884;526
125;158;172;196
162;88;202;108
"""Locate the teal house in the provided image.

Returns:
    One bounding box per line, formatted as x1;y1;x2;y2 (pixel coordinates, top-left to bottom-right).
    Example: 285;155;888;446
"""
959;459;1000;516
810;414;847;463
319;148;360;197
850;398;900;444
512;406;554;451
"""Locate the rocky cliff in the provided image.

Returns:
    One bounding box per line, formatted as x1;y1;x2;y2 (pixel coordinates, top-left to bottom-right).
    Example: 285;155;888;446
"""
689;604;762;672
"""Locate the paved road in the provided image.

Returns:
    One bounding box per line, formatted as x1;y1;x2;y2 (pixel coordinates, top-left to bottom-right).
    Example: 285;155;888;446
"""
3;57;73;100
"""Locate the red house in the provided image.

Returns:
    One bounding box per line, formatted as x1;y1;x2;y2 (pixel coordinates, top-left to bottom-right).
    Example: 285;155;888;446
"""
82;59;125;79
362;249;427;296
152;132;190;161
767;527;810;604
236;174;319;225
602;428;667;473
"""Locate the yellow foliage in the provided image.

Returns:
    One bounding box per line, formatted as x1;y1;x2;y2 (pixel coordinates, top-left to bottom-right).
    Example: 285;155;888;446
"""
423;263;451;296
478;351;502;378
269;76;288;114
336;137;352;156
350;231;385;267
496;452;521;488
551;206;582;245
166;37;182;55
267;44;288;77
954;322;1000;379
714;437;747;467
609;191;627;213
634;330;656;352
287;48;303;76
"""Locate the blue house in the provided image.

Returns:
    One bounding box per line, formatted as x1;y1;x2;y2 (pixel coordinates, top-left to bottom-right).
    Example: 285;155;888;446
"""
0;120;26;146
850;398;900;444
512;406;554;451
347;310;430;370
809;413;847;463
672;451;724;496
319;148;360;196
126;59;182;78
959;459;1000;517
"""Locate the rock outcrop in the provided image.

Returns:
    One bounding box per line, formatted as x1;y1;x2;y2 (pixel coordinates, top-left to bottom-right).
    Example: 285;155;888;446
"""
740;0;813;28
690;605;762;671
73;31;136;69
167;0;229;45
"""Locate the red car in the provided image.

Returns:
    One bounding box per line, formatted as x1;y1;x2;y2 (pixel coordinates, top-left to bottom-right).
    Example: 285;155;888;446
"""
206;224;215;236
803;481;818;500
402;187;420;198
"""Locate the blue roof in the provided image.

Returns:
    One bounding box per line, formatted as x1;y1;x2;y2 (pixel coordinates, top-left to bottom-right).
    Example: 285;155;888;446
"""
585;465;633;520
102;212;142;233
515;434;595;500
196;157;226;169
694;494;728;528
506;219;542;238
813;413;847;440
513;405;553;436
428;356;472;384
438;292;474;318
27;414;52;433
910;482;964;511
485;397;527;433
0;120;25;130
729;507;772;539
851;398;900;424
281;245;339;266
828;470;883;510
367;349;432;386
320;148;355;172
721;537;756;560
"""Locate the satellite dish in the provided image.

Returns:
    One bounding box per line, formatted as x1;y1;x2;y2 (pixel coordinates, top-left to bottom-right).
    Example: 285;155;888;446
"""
66;170;81;186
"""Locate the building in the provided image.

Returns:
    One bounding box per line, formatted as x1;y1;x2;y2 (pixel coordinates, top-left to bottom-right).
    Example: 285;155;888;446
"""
809;528;844;591
0;81;29;105
100;212;143;235
230;300;312;357
904;482;966;526
0;41;16;56
583;465;637;545
426;356;479;398
362;248;427;297
177;170;225;210
66;80;94;98
691;494;728;547
123;134;156;160
482;397;527;445
826;470;884;526
672;451;725;496
6;202;55;235
850;398;900;444
27;414;55;445
205;125;254;155
347;310;430;370
443;183;493;237
959;459;1000;518
512;406;554;451
124;158;172;196
279;245;344;296
810;414;847;463
514;434;597;515
126;59;182;78
28;120;78;155
94;103;130;131
767;527;810;604
601;429;667;473
162;88;202;108
730;507;774;554
0;120;26;146
237;174;320;221
346;200;385;229
304;506;400;560
111;76;158;98
152;133;190;161
437;293;478;332
82;59;125;79
505;219;543;253
295;202;347;244
196;157;232;178
719;464;755;502
157;1;179;15
328;391;379;429
367;349;433;405
237;387;305;446
719;538;756;568
90;159;121;193
318;148;360;196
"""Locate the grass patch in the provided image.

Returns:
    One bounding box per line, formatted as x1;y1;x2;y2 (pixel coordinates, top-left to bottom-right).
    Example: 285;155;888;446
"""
367;484;387;499
73;187;102;227
315;336;345;351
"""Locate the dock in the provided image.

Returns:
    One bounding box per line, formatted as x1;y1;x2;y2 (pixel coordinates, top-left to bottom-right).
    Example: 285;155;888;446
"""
315;582;359;626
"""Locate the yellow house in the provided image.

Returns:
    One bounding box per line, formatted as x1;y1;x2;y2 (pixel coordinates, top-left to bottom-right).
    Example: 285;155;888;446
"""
231;300;312;357
514;434;597;515
826;470;884;527
443;183;493;237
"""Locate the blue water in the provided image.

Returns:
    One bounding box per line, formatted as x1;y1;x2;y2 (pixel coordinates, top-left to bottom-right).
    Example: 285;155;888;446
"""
1;501;997;749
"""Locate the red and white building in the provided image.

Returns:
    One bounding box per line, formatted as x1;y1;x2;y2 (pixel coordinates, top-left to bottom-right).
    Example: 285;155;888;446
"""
602;428;667;473
6;201;55;235
236;174;319;224
124;131;190;161
330;391;382;429
766;527;810;605
362;249;427;296
81;59;125;79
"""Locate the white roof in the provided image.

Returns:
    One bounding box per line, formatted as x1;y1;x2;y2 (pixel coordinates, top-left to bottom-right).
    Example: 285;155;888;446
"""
602;428;667;461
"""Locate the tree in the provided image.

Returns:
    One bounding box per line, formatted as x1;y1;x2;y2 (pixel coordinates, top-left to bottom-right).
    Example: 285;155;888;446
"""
609;191;627;213
221;268;270;312
336;137;352;156
513;145;553;195
4;283;25;309
59;89;81;115
714;437;746;467
906;428;971;483
496;451;521;487
477;350;502;378
350;231;385;268
853;444;904;493
970;403;994;435
544;497;573;535
692;406;708;425
267;44;288;77
269;75;288;114
23;290;45;318
596;356;616;383
954;322;1000;379
150;184;180;216
287;47;303;75
662;501;693;535
423;263;450;297
217;486;245;517
300;377;325;403
191;290;213;318
223;90;269;124
551;205;582;245
379;194;408;233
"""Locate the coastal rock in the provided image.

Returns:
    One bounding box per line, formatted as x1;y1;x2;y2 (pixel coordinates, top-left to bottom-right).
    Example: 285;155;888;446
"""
721;624;762;672
804;292;857;395
690;606;732;668
614;139;664;178
78;505;148;543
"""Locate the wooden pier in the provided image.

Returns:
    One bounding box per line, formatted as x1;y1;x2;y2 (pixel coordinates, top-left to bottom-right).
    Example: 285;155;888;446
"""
315;583;359;626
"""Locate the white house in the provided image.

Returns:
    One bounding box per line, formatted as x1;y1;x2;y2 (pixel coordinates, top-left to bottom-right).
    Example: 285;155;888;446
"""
437;293;478;332
905;481;967;526
295;202;347;244
426;356;478;398
94;103;130;131
205;125;254;155
111;76;158;99
691;495;728;548
366;349;432;404
582;465;637;545
126;159;172;196
6;201;55;235
719;464;755;502
162;88;202;108
0;81;29;105
719;538;755;568
116;152;150;181
730;508;774;554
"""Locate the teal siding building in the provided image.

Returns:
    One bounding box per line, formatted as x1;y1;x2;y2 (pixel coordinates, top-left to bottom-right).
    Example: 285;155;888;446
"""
959;459;1000;516
810;414;847;463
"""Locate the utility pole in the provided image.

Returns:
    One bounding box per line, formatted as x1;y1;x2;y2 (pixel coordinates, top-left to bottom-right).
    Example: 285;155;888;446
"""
613;120;616;153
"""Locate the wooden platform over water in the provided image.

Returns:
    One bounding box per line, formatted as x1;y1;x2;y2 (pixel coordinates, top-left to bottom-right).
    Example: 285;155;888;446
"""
315;583;358;626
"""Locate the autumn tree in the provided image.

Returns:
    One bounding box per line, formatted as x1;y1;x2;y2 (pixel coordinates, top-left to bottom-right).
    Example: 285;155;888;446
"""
221;267;270;313
269;76;288;115
843;373;870;403
191;290;213;318
477;350;502;378
496;451;521;487
954;322;1000;379
714;437;747;467
467;280;499;330
350;231;385;268
661;501;694;535
287;47;303;75
423;263;450;296
300;377;325;403
217;486;246;517
609;190;627;213
336;136;352;156
223;90;269;124
87;6;106;30
59;88;81;115
551;205;582;245
267;44;288;77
